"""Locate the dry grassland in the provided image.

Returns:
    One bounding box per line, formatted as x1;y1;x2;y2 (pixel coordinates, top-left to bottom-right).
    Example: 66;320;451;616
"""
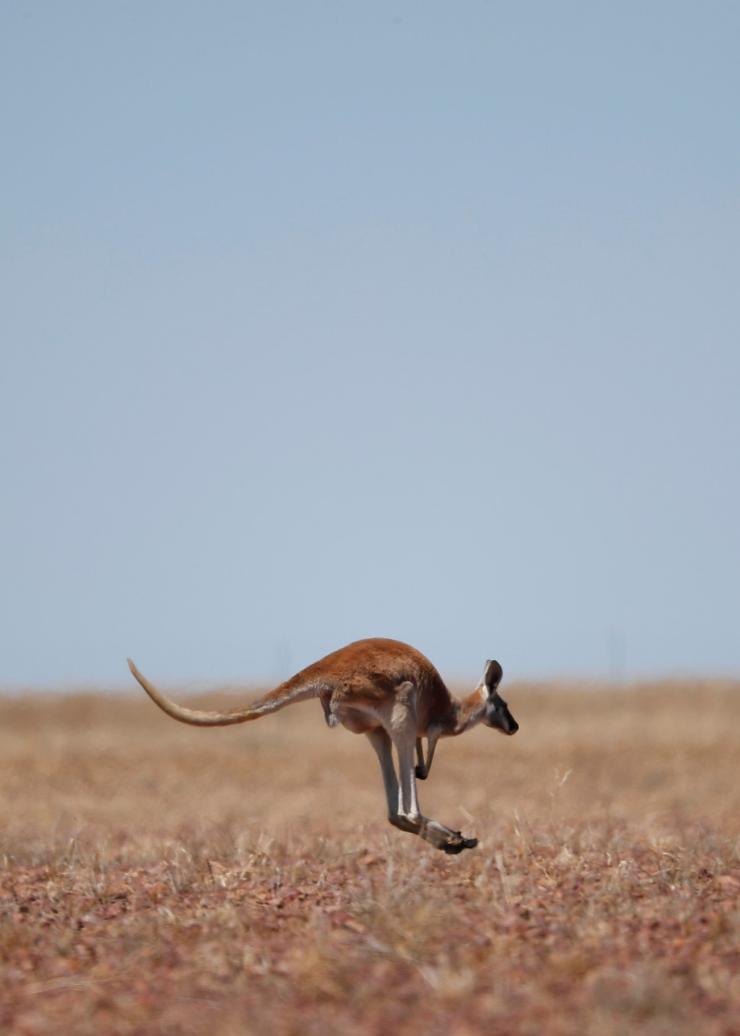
0;679;738;1035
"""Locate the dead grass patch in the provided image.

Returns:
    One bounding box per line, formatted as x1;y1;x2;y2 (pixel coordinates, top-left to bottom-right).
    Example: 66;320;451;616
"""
0;680;738;1034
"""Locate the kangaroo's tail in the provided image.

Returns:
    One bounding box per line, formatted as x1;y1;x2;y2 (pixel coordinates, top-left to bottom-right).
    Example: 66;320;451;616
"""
127;658;321;727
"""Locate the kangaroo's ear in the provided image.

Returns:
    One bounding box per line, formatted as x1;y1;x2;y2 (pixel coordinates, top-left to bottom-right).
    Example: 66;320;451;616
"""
484;659;503;692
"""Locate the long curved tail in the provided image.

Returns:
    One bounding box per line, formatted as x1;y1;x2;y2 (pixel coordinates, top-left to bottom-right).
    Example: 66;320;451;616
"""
127;658;320;727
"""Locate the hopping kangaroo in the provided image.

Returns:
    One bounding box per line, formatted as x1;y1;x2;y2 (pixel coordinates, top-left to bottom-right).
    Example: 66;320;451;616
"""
127;638;518;854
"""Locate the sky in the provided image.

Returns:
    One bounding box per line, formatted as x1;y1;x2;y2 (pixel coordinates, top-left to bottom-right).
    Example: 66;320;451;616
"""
1;1;739;688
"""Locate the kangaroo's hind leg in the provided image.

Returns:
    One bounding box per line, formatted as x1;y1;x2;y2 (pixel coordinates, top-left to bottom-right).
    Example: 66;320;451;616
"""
366;728;408;829
390;698;477;854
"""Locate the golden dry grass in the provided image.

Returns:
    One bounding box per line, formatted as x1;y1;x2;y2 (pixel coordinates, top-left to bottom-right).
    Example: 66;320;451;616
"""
1;680;739;1035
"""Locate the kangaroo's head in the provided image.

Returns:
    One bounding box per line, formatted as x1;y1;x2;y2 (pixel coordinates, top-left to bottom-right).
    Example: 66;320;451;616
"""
481;660;518;735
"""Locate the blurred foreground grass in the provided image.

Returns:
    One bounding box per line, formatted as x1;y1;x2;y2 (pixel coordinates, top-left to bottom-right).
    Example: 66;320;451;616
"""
1;680;738;1034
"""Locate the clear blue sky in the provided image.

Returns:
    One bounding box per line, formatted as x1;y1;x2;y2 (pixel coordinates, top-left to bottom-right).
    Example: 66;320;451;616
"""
2;2;739;687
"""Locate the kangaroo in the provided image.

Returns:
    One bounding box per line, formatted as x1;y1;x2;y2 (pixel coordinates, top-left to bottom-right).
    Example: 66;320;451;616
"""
128;637;518;854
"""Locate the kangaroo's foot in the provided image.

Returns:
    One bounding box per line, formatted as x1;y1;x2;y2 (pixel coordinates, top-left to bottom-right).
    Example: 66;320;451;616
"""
440;831;478;854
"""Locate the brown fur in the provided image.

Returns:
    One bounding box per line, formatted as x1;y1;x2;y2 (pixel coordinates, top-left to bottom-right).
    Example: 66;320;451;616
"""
128;638;481;736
